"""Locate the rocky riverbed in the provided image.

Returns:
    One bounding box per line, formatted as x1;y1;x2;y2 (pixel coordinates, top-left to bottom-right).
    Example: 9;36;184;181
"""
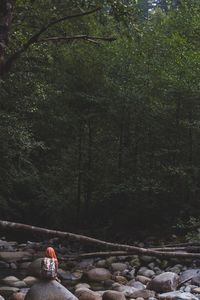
1;237;200;300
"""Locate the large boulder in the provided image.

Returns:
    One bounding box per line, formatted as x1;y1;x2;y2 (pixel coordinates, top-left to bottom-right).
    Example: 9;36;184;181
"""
27;258;43;277
25;280;78;300
147;272;179;293
86;268;111;282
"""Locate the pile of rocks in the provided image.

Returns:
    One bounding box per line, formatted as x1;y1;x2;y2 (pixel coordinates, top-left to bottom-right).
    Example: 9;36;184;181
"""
1;238;200;300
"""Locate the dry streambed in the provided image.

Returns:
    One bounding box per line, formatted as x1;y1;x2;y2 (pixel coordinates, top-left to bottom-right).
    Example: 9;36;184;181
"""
1;238;200;300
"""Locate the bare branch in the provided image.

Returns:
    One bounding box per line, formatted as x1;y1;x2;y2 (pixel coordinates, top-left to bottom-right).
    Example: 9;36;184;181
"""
2;6;102;75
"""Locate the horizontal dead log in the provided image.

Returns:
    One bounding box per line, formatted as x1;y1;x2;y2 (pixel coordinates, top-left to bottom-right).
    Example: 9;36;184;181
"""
1;220;200;259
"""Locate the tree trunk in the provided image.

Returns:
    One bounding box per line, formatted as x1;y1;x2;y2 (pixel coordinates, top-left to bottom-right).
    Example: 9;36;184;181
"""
76;120;83;222
0;0;14;76
1;220;200;259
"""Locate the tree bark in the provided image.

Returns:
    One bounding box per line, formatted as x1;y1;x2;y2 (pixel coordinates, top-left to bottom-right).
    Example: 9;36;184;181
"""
0;0;15;75
1;220;200;259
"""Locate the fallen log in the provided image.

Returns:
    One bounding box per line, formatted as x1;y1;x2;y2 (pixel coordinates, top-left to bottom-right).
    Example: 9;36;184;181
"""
1;220;200;259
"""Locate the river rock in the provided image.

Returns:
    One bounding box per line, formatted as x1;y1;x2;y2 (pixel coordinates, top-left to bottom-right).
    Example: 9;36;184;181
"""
130;256;140;268
140;256;154;264
136;275;151;285
86;268;111;282
131;289;155;299
114;276;128;285
75;283;91;290
27;258;42;277
12;281;27;288
10;292;26;300
0;296;5;300
191;275;200;286
25;280;78;300
111;263;127;273
77;259;95;271
0;287;20;298
128;280;145;289
75;288;101;300
23;276;38;287
147;272;179;292
111;283;137;297
137;267;155;278
106;257;116;265
103;291;126;300
96;260;107;268
1;276;19;286
158;291;198;300
0;252;32;263
179;269;200;285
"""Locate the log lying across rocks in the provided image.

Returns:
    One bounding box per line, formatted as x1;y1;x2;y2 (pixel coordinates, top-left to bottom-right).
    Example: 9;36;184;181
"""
0;220;200;259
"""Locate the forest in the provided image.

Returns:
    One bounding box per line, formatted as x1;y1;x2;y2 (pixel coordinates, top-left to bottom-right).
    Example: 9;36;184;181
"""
0;0;200;241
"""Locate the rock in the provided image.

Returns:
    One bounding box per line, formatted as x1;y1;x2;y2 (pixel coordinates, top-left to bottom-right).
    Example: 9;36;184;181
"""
1;276;19;286
96;260;107;268
140;256;154;264
135;298;144;300
25;280;78;300
191;275;200;286
158;291;198;300
19;262;31;270
127;280;145;289
77;259;95;271
130;289;155;299
0;287;20;298
137;267;155;278
90;283;105;291
86;268;111;282
103;291;126;300
136;275;151;285
111;283;137;297
106;257;116;265
147;272;179;293
75;288;101;300
0;261;9;268
0;296;5;300
75;284;91;290
111;263;127;273
114;276;128;285
58;269;83;282
27;258;42;277
0;252;32;262
179;269;200;286
12;281;27;288
130;256;140;268
23;276;38;287
192;287;200;293
10;292;26;300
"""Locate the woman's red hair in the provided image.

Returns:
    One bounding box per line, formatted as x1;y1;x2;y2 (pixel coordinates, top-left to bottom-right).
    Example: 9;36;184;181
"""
45;247;58;262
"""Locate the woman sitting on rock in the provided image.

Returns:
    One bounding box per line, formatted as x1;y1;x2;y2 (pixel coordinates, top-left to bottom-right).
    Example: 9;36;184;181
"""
41;247;60;281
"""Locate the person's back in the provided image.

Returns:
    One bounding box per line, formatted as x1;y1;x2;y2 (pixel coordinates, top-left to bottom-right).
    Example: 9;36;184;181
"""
41;247;58;280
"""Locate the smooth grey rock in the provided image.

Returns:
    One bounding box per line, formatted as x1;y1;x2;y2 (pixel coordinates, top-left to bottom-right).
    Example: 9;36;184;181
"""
191;275;200;286
27;258;42;277
25;280;78;300
179;269;200;285
136;275;151;285
96;260;107;268
137;267;155;278
75;283;91;290
1;276;19;286
131;289;155;299
111;283;138;297
23;276;38;287
147;272;179;292
158;291;198;300
0;296;5;300
127;280;145;290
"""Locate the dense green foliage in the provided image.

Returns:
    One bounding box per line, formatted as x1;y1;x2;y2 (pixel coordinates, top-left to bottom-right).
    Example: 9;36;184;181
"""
0;0;200;238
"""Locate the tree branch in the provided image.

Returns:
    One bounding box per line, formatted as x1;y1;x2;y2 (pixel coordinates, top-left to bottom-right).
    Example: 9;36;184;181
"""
37;35;116;44
2;6;102;75
1;220;200;259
